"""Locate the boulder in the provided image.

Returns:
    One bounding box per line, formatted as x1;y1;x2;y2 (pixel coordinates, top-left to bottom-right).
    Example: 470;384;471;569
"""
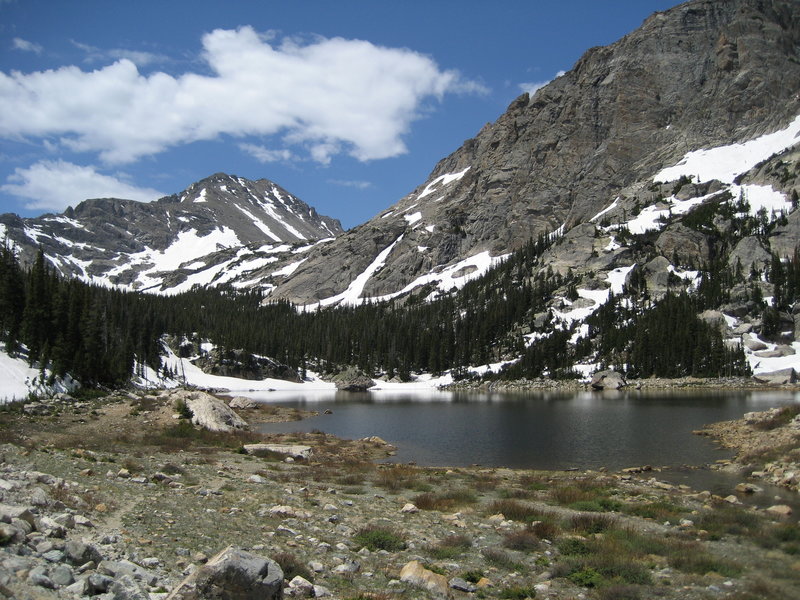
753;368;797;385
242;444;312;460
228;396;261;409
400;560;452;598
742;334;768;351
329;368;376;392
590;370;626;390
641;256;672;297
174;391;248;433
698;310;728;334
167;546;283;600
766;504;793;517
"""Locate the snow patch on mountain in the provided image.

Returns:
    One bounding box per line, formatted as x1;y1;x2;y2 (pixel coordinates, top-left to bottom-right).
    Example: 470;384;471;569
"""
234;204;283;242
374;250;510;303
418;167;470;200
404;211;422;225
310;235;405;309
655;114;800;185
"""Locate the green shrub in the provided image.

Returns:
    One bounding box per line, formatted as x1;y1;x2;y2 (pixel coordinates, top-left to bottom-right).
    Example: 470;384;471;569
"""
567;567;604;588
499;585;537;599
273;551;313;582
569;513;616;534
503;530;540;552
352;525;406;552
557;538;592;556
486;499;543;522
427;534;472;559
461;570;484;584
482;547;523;571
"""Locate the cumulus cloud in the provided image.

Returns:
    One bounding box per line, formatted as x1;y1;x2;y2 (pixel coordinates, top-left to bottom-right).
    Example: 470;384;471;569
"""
328;179;372;190
519;70;566;97
239;143;296;163
1;27;485;165
1;161;165;211
12;37;43;54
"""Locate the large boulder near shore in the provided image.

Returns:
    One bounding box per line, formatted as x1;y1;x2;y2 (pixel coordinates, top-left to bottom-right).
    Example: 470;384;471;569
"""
167;546;283;600
590;370;627;390
173;390;248;432
752;368;797;385
328;368;376;392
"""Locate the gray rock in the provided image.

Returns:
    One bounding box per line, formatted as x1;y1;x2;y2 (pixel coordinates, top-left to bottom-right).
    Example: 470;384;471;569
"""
27;565;55;589
110;574;151;600
98;559;158;586
728;236;771;273
449;577;477;593
166;545;283;600
173;390;248;433
699;310;728;334
590;370;627;390
0;522;25;544
87;572;115;594
742;334;768;351
657;223;710;266
50;563;75;586
229;396;261;409
65;539;104;566
753;368;797;385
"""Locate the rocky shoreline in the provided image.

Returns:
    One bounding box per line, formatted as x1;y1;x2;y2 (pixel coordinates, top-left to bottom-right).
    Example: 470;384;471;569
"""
444;375;791;392
696;405;800;497
0;389;799;599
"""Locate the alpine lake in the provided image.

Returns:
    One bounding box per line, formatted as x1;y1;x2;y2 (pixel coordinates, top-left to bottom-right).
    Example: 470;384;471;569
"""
250;388;800;511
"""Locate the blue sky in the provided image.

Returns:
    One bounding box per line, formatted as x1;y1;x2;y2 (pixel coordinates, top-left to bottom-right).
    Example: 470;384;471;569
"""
0;0;678;230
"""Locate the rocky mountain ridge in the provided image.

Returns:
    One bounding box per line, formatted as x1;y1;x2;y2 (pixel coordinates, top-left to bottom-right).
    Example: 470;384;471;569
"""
269;0;800;305
0;173;343;294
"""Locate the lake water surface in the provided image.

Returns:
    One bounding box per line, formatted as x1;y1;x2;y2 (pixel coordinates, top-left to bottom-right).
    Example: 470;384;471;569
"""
251;389;800;471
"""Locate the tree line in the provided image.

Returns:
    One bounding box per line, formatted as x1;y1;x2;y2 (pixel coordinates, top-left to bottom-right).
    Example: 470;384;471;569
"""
0;228;754;390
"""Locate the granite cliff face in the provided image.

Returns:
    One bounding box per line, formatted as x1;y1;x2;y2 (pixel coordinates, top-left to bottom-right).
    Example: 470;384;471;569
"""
0;173;342;293
270;0;800;304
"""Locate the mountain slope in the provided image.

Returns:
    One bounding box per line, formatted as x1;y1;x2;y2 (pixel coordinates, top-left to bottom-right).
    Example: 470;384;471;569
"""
270;0;800;305
0;173;342;294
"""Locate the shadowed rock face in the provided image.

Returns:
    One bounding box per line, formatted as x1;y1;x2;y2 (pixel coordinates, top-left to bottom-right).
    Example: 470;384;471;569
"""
270;0;800;304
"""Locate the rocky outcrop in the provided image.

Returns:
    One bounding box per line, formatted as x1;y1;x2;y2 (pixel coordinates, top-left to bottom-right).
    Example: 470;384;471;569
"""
656;223;711;266
194;349;301;383
728;236;771;273
167;546;283;600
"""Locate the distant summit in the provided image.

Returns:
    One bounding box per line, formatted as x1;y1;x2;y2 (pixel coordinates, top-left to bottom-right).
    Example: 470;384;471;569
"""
0;173;343;294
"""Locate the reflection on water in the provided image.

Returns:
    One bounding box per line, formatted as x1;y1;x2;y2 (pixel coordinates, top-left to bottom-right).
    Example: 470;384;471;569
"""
247;389;800;471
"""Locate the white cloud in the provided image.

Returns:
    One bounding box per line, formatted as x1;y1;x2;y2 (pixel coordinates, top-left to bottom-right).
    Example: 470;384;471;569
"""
328;179;372;190
519;70;565;97
1;27;485;165
70;40;168;67
1;160;165;211
239;143;296;163
12;37;43;54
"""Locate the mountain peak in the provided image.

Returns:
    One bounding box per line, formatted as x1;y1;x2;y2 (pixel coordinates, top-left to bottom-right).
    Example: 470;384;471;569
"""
0;173;343;293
